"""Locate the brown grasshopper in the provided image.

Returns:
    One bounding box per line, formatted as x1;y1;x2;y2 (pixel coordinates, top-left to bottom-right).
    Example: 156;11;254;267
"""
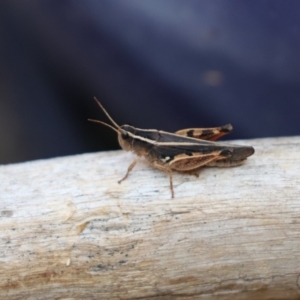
89;97;254;198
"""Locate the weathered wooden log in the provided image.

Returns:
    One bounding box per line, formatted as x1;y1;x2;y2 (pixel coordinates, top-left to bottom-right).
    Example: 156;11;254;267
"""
0;136;300;299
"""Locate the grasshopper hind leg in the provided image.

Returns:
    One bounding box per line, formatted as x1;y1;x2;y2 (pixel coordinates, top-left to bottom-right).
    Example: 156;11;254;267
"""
184;170;200;178
175;124;232;141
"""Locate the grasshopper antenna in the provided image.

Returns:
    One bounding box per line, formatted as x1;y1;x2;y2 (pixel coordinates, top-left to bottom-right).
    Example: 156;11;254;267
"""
92;97;120;129
87;119;119;134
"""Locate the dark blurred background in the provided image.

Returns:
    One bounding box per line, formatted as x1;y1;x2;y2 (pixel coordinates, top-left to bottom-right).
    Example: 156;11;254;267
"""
1;0;300;164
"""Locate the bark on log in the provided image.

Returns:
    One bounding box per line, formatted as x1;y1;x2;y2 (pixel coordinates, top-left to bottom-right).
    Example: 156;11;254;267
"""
0;136;300;300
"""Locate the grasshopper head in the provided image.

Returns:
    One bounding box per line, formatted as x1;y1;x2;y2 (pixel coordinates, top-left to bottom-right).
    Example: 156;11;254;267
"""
117;125;136;151
89;98;137;152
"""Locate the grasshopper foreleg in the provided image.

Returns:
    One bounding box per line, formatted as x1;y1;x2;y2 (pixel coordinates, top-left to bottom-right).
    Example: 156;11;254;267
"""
118;158;139;184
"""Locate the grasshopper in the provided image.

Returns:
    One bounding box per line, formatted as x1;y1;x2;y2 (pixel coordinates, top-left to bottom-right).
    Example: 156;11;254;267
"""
89;97;254;198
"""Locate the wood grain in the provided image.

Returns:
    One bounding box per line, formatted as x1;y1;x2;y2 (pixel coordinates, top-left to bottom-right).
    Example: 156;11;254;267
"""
0;136;300;299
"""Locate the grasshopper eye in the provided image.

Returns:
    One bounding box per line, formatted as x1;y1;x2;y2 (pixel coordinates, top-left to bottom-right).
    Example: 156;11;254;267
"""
121;130;129;139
